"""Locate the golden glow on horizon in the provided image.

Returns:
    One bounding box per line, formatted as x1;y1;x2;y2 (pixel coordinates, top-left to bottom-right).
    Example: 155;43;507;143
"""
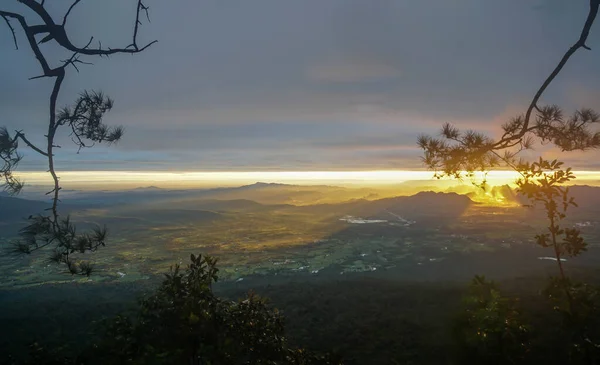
12;170;600;189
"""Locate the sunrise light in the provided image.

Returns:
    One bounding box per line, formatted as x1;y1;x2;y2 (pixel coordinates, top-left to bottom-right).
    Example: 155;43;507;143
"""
13;170;600;190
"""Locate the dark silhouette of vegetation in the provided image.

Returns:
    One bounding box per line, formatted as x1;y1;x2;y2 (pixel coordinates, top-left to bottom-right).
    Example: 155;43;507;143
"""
0;1;156;275
419;1;600;363
85;254;340;365
544;277;600;363
452;275;530;364
516;160;582;280
11;269;600;365
5;254;341;365
418;0;600;182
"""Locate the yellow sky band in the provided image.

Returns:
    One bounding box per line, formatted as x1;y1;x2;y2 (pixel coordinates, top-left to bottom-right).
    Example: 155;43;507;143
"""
11;170;600;189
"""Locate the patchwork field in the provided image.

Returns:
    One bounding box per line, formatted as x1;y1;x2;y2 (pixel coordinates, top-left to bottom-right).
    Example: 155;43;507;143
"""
2;184;600;288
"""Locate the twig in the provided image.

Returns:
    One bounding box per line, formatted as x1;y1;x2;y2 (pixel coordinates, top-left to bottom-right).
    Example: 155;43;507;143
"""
133;0;150;50
1;14;17;49
62;0;82;26
14;131;49;157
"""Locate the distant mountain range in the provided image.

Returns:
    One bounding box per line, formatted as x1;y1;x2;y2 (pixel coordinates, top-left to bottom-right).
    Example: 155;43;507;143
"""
2;184;599;235
41;182;384;207
293;191;473;220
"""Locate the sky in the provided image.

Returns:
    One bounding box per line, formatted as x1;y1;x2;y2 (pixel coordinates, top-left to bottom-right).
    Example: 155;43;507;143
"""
1;0;600;175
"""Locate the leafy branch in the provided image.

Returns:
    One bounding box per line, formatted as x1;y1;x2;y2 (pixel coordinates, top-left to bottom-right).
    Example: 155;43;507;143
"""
0;0;156;275
418;0;600;181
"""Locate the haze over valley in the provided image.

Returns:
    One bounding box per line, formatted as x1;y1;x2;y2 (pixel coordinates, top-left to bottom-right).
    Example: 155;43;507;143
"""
3;181;600;288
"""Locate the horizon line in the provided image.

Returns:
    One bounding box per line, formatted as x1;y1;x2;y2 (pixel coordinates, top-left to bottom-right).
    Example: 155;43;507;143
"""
12;170;600;188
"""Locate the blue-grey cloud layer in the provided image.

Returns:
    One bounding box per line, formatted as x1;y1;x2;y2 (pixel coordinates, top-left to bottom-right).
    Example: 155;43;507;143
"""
1;0;599;171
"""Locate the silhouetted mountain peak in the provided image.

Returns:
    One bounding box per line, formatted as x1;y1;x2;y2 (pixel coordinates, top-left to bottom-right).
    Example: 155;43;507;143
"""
252;182;286;187
410;190;471;202
133;186;162;191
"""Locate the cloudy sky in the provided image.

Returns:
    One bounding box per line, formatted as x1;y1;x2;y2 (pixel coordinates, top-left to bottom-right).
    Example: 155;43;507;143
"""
1;0;600;172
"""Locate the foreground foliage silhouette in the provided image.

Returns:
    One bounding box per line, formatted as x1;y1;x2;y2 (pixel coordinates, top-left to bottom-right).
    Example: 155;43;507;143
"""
419;1;600;363
452;275;531;365
62;254;340;365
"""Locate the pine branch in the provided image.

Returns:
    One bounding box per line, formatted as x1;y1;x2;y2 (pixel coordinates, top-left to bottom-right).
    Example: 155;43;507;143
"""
496;0;600;148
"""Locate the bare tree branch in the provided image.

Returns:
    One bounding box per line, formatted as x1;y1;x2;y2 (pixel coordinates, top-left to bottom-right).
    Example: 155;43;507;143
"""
133;0;150;49
0;10;55;75
13;0;157;58
16;0;55;24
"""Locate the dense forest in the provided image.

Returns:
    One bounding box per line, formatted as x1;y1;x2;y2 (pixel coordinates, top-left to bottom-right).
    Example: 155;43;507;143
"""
3;260;600;364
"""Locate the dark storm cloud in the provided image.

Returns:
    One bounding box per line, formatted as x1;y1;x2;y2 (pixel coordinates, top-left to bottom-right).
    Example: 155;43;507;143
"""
1;0;600;170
